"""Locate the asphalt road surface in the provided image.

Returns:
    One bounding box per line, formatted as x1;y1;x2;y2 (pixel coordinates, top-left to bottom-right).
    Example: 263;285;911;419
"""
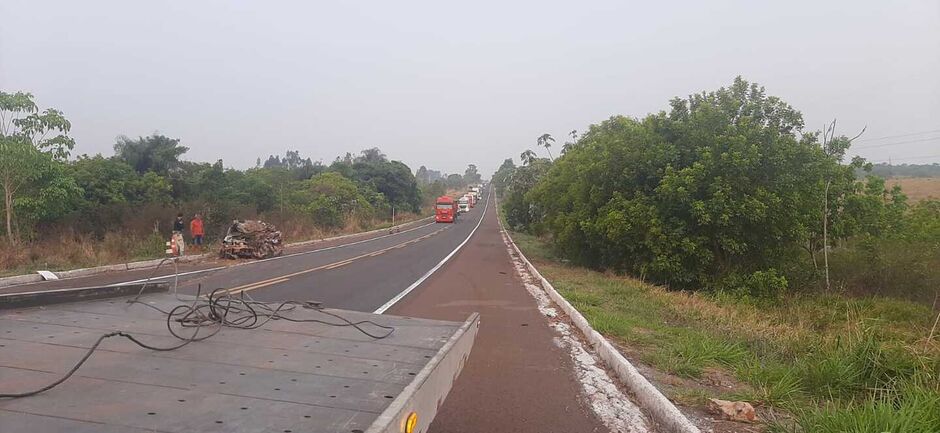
4;189;612;432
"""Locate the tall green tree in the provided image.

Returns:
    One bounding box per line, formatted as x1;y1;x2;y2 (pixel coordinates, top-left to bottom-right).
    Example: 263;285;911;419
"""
0;91;77;244
326;148;421;212
492;158;516;195
262;150;322;180
415;166;430;185
297;172;377;229
503;158;551;232
561;130;579;154
356;147;387;164
526;77;852;291
464;164;482;185
445;173;465;189
520;149;537;165
69;155;172;207
537;133;555;161
114;134;188;175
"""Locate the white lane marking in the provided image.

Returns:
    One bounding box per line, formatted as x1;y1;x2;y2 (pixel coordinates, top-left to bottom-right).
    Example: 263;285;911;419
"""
108;221;437;287
373;191;491;314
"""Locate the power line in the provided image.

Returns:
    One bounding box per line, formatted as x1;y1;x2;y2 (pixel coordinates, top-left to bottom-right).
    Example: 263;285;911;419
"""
853;136;940;150
853;128;940;142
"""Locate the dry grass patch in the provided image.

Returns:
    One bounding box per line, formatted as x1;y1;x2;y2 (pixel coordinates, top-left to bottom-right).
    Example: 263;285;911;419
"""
888;177;940;202
510;230;940;433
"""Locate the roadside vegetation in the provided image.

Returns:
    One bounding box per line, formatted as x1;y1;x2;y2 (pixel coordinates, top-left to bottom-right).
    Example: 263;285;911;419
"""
0;90;481;275
510;231;938;432
496;77;940;431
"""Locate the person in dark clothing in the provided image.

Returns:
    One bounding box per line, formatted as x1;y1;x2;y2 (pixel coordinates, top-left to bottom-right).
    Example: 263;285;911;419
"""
173;213;185;232
171;213;186;256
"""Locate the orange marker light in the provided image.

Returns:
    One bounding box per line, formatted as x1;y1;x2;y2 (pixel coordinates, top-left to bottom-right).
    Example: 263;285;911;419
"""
404;412;418;433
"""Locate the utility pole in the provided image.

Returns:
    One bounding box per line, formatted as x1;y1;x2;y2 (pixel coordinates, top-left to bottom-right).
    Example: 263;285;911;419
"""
822;121;833;292
823;179;831;291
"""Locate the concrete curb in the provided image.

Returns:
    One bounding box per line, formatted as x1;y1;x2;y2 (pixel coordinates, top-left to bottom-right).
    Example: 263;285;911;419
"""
0;282;169;309
285;216;433;249
495;204;700;433
0;216;433;289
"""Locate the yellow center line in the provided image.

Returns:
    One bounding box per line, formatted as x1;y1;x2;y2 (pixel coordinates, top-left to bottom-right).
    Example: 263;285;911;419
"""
215;226;448;295
227;278;290;295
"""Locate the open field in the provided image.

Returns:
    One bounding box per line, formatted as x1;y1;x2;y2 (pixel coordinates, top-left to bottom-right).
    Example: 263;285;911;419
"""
888;177;940;202
509;230;940;432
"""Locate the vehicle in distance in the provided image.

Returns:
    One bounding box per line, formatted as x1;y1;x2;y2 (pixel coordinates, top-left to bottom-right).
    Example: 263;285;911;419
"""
435;195;457;223
458;196;470;213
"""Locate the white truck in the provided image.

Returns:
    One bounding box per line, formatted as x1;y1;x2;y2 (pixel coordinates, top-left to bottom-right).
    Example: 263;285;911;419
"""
458;196;470;213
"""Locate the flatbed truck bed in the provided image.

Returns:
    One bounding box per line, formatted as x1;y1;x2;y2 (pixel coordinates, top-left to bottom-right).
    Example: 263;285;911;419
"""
0;290;478;433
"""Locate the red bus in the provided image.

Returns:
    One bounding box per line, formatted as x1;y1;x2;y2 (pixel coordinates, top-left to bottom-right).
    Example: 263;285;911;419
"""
435;196;457;223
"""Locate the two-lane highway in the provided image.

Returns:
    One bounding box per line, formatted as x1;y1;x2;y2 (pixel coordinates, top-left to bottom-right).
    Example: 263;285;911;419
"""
175;195;487;311
3;189;630;432
4;193;489;315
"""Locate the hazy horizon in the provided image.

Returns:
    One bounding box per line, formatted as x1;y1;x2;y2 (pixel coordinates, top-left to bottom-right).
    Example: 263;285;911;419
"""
2;1;938;176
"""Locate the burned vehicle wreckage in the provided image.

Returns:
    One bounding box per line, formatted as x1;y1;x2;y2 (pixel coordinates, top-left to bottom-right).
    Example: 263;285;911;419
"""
219;220;284;259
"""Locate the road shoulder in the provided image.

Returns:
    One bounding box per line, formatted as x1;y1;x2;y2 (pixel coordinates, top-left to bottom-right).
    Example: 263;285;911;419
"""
388;195;645;433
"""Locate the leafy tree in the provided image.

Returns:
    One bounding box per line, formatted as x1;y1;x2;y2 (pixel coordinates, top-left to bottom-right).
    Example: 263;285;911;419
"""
526;77;851;291
901;199;940;242
839;175;908;238
419;179;448;206
245;166;295;212
415;166;430;185
0;91;78;244
446;173;465;189
350;159;421;212
561;130;579;154
464;164;482;185
492;158;516;195
537;133;555;161
262;150;322;180
298;172;375;229
520;149;537;165
328;156;355;180
69;155;172;206
356;147;387;164
114;134;188;175
13;161;83;237
327;148;421;212
503;158;551;232
859;163;940;179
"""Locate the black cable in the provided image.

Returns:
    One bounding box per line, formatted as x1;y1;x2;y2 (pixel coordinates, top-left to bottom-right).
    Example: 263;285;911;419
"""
2;262;394;399
0;329;207;399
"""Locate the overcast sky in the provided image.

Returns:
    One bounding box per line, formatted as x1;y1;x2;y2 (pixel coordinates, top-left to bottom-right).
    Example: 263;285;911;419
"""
2;1;938;175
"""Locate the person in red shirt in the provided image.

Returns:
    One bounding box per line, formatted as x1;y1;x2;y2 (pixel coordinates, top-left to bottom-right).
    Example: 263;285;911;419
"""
190;213;205;250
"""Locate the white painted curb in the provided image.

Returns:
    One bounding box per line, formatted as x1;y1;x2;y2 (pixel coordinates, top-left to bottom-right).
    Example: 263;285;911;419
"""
496;198;701;433
0;216;433;289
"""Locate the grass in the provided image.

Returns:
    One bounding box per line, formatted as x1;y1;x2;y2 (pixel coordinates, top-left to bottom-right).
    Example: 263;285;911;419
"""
509;230;940;432
888;177;940;203
0;212;430;277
